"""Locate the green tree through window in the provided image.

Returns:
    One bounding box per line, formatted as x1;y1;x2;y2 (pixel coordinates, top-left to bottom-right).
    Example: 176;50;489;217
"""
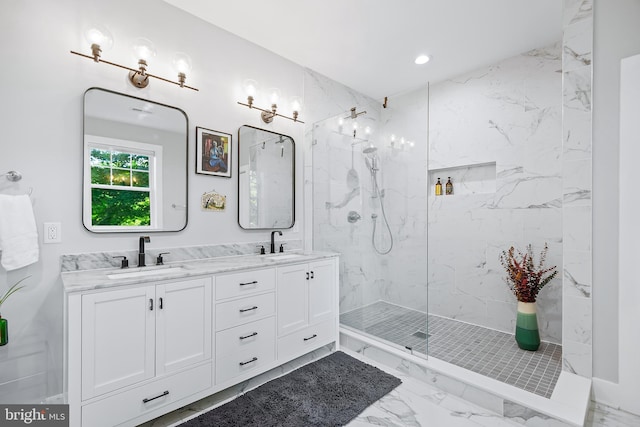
89;147;152;227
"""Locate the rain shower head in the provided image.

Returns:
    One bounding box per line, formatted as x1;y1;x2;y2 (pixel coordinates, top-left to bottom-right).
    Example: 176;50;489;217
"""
363;145;377;154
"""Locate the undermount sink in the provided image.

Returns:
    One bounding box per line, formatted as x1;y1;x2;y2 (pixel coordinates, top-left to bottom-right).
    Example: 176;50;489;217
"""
265;253;306;261
107;265;187;280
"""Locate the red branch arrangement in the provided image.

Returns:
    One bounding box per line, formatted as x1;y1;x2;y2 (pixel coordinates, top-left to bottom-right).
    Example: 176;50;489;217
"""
499;244;557;303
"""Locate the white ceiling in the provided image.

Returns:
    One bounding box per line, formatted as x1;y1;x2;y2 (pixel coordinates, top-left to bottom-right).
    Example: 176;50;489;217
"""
163;0;563;100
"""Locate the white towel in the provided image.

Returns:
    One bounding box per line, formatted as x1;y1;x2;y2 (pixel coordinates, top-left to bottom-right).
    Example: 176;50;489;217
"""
0;194;39;271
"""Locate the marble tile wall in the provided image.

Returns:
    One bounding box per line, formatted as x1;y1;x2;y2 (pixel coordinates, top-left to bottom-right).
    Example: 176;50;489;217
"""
304;69;386;314
561;0;593;378
428;43;564;343
307;70;429;314
375;88;429;311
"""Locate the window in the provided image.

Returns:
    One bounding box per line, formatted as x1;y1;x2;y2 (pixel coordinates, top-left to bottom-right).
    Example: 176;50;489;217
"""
84;136;163;231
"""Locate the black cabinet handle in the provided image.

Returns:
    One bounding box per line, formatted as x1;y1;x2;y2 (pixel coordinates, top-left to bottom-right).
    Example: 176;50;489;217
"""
239;306;258;313
239;332;258;340
149;298;153;311
310;271;315;279
240;280;258;286
303;334;318;341
306;272;310;280
143;390;169;403
239;357;258;366
159;297;163;309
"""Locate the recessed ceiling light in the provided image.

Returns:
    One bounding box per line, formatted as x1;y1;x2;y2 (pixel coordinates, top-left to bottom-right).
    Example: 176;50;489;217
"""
414;54;430;65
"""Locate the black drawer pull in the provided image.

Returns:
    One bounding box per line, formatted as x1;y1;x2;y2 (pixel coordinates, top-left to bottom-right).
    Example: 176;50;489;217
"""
310;271;315;279
149;298;153;311
239;306;258;313
303;334;318;341
239;357;258;366
143;390;169;403
306;272;310;280
239;332;258;340
159;297;163;309
240;280;258;286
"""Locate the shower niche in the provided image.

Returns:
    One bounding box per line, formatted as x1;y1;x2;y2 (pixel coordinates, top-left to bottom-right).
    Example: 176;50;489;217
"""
428;162;496;197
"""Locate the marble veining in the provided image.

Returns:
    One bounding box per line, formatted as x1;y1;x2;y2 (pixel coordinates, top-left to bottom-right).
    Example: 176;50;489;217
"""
428;42;563;342
561;0;593;379
143;341;640;427
60;240;303;272
61;249;336;292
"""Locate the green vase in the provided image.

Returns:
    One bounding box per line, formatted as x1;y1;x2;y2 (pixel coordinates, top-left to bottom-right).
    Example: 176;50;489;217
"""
0;315;7;346
515;302;540;351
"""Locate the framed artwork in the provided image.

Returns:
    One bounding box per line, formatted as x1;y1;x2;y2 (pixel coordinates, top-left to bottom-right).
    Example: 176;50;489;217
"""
196;127;232;177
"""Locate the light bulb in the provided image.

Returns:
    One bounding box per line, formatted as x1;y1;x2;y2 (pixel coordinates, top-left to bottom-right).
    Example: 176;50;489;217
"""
84;25;113;50
268;88;281;105
132;37;156;61
243;79;258;98
365;126;371;135
338;118;344;127
290;96;302;113
172;52;192;74
352;122;358;130
390;134;396;142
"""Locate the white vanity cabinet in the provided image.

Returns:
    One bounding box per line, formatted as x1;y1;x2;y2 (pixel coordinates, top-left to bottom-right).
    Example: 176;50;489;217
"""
214;268;277;386
276;259;336;361
64;253;338;427
67;277;213;427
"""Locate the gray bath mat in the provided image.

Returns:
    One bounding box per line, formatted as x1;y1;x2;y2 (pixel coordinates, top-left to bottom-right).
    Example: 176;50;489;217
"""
181;351;401;427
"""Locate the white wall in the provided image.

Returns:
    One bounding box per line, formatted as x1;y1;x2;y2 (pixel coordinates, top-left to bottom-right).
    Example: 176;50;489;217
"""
591;0;640;414
0;0;305;402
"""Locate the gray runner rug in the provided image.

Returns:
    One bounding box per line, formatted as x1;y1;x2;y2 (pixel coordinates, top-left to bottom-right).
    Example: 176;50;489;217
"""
180;351;401;427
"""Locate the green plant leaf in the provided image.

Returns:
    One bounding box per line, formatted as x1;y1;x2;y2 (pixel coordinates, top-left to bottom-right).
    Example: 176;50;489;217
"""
0;276;29;309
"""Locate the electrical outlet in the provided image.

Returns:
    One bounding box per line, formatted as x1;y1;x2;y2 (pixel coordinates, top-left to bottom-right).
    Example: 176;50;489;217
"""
44;222;62;243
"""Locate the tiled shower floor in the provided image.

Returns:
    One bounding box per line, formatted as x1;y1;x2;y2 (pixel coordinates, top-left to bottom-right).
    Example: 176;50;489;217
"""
340;301;562;398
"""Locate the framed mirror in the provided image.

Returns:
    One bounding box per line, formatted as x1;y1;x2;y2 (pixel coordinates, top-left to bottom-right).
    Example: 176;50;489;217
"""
83;88;188;232
238;125;295;229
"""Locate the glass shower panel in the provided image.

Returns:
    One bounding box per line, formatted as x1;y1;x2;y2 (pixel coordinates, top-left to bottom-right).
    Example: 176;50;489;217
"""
312;88;429;356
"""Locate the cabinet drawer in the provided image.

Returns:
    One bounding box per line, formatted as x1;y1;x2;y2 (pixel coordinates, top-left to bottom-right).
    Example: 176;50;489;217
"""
215;292;275;331
216;316;276;359
82;363;211;427
215;322;276;385
277;320;336;362
216;268;275;300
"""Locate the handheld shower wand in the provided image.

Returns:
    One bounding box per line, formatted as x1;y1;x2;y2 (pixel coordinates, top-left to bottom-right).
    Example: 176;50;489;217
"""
363;146;393;255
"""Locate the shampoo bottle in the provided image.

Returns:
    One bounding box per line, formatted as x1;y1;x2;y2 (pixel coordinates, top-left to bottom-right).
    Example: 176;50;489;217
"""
446;177;453;195
435;178;443;196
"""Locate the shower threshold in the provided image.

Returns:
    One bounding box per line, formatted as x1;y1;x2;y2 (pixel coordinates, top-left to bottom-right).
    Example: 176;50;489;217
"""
340;327;591;426
340;301;561;398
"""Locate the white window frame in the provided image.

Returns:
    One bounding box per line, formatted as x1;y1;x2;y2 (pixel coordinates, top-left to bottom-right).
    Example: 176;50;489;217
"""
83;135;163;232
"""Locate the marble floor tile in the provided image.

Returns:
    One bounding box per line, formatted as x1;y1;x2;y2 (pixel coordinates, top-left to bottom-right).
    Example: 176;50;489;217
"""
143;348;640;427
585;403;640;427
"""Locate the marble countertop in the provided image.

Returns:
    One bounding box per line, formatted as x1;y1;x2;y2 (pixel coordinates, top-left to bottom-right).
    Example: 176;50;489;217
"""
61;251;338;293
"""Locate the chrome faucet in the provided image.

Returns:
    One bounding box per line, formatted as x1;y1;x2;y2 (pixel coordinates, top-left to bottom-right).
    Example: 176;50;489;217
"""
138;236;150;267
270;230;282;254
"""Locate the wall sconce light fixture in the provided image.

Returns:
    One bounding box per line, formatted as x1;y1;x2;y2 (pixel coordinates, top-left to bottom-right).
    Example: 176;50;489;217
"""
237;79;304;124
390;134;415;150
70;26;198;91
